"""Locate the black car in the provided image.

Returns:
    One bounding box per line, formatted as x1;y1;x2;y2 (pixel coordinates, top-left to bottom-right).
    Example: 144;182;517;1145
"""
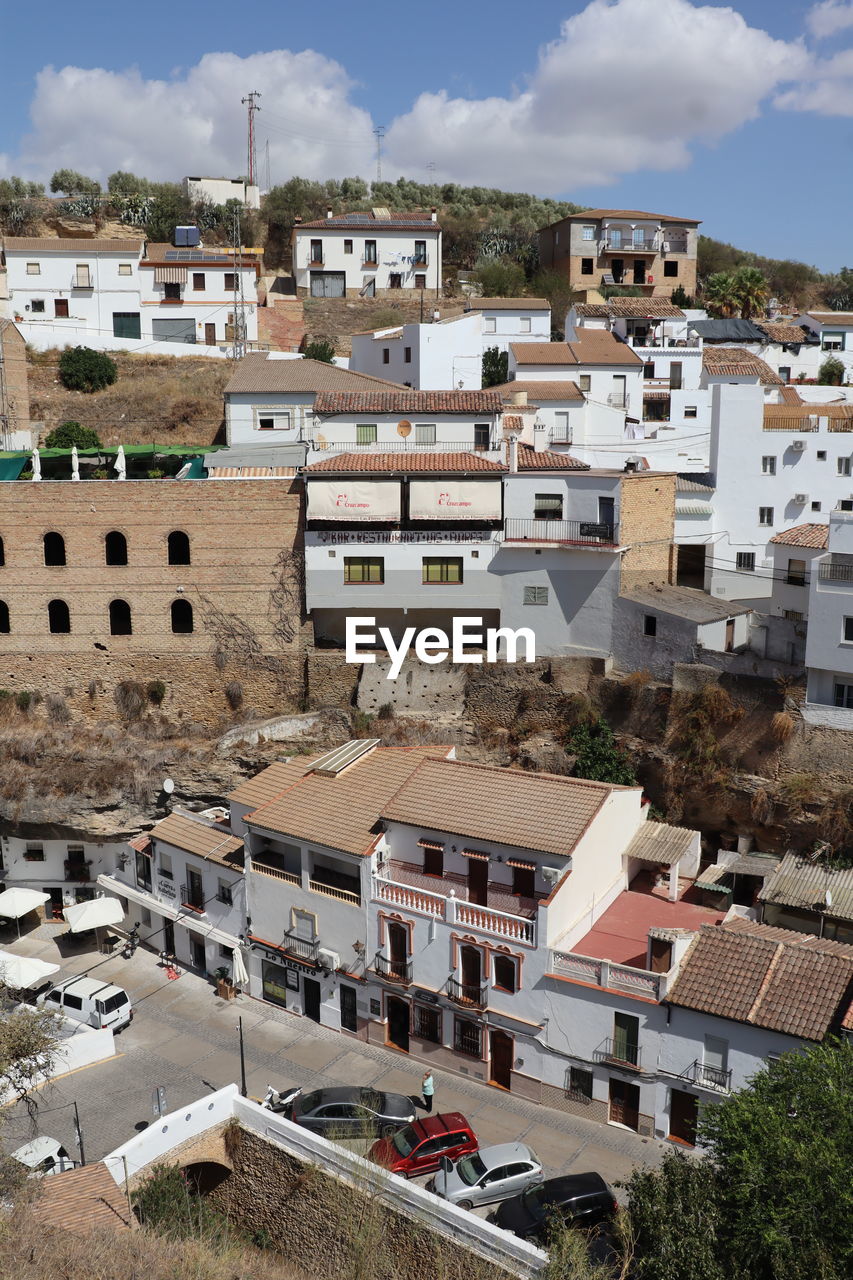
264;1085;415;1138
490;1172;618;1242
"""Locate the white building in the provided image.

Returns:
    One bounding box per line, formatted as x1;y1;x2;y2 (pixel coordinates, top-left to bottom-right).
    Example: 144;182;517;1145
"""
797;312;853;381
803;507;853;728
509;333;645;424
0;833;124;921
183;176;260;211
292;210;441;298
350;312;484;390
137;241;260;348
98;809;247;977
465;297;551;351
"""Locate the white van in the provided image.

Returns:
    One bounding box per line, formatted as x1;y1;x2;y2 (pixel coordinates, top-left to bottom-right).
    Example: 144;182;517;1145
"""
37;975;132;1031
11;1136;78;1177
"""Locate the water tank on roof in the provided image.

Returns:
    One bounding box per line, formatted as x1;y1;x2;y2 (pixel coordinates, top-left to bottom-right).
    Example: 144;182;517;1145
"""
174;226;201;248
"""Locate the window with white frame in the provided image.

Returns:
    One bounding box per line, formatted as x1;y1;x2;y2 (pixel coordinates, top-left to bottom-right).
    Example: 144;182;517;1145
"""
684;405;697;418
822;333;844;351
118;263;133;276
843;617;853;643
759;507;774;526
159;852;173;880
581;226;595;240
217;878;233;905
26;262;40;275
74;264;92;288
519;317;531;333
835;681;853;708
736;552;755;571
256;411;291;432
414;423;436;444
484;317;496;333
579;375;591;392
761;456;776;475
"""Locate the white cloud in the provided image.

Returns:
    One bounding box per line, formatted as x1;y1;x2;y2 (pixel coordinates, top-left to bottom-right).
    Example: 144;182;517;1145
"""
385;0;807;192
806;1;853;39
12;50;375;185
775;48;853;114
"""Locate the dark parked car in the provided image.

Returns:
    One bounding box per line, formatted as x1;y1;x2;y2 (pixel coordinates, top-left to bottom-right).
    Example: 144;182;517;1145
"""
263;1085;415;1138
490;1172;618;1242
368;1112;478;1177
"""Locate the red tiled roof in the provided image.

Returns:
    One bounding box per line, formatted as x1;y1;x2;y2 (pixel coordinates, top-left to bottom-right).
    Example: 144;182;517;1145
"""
806;311;853;325
769;523;828;549
760;323;810;344
492;380;584;402
516;445;590;471
297;211;440;231
224;356;405;395
544;209;701;226
314;390;502;414
511;332;642;368
303;451;506;473
702;347;783;385
466;297;550;311
779;385;804;405
575;298;685;319
34;1163;134;1234
503;415;524;431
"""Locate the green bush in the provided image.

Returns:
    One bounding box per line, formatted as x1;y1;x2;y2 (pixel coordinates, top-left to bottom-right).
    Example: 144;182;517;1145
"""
482;346;509;387
303;338;336;363
44;420;102;449
15;691;32;712
58;347;118;393
818;355;845;386
146;680;166;706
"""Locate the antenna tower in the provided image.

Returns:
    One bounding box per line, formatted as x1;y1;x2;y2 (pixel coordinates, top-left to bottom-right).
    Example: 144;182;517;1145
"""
242;90;262;187
230;207;248;361
373;125;385;184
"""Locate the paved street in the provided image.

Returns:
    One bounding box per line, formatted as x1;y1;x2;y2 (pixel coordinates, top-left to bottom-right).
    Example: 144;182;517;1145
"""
2;924;668;1198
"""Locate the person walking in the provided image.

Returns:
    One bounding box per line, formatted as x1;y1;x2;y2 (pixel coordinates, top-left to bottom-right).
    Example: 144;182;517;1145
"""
421;1071;435;1113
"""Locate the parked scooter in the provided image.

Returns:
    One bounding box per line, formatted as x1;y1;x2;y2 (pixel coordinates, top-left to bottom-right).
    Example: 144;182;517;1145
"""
261;1085;301;1114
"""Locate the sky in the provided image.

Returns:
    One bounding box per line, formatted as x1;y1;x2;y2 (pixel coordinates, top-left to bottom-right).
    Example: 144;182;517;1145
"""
1;0;852;270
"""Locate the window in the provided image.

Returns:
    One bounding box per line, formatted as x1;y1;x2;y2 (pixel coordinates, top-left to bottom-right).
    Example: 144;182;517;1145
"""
309;240;323;263
140;907;151;926
524;585;549;605
579;374;591;392
644;360;655;378
812;501;822;512
415;423;436;444
404;346;412;363
613;1012;640;1066
0;601;8;633
663;260;678;278
167;531;191;565
159;852;173;880
224;273;237;291
44;533;66;566
822;333;844;351
105;531;128;566
779;366;791;382
257;412;291;432
839;457;852;476
356;424;377;445
48;599;70;633
389;274;402;289
112;312;141;339
414;274;426;290
26;262;40;275
581;226;595;241
109;599;132;635
534;493;563;520
24;844;44;862
63;993;83;1011
761;455;776;475
834;682;853;708
364;240;377;264
414;240;427;264
380;347;390;366
30;299;45;313
217;879;233;906
192;272;205;291
736;552;755;571
842;500;853;511
343;239;353;254
784;609;804;622
669;362;682;391
422;844;443;876
643;615;657;637
344;558;384;584
171;599;193;633
454;1018;482;1058
817;451;827;460
74;265;91;288
581;258;593;275
219;944;232;959
484;317;496;333
163;282;181;300
844;617;853;643
118;263;133;276
684;405;697;419
786;558;806;587
759;507;774;526
54;299;69;318
512;862;535;897
702;1035;729;1085
414;1005;442;1043
569;1067;594;1100
422;558;462;584
520;317;531;333
493;955;518;993
474;423;490;451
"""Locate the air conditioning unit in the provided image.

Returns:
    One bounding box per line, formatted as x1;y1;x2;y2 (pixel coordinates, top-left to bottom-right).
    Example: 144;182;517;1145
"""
541;866;562;886
317;948;341;972
793;493;808;504
791;440;807;452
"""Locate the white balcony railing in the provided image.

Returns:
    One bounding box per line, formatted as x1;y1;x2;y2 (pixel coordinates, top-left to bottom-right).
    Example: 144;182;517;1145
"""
371;875;537;945
308;878;361;906
550;949;668;999
252;862;301;885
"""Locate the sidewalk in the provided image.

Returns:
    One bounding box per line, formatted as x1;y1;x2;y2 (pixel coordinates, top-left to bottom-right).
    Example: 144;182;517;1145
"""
3;926;668;1192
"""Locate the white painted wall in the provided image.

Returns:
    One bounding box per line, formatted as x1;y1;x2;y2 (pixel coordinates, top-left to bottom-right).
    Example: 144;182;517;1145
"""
474;304;551;353
0;835;123;909
350;313;483;390
293;225;441;294
183;177;260;209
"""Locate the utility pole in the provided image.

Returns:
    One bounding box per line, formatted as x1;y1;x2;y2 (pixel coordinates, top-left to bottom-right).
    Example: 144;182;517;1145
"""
230;206;247;361
264;138;271;193
373;126;385;184
242;90;262;187
73;1100;86;1167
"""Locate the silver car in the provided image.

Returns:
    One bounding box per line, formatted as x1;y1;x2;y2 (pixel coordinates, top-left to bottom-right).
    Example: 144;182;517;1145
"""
427;1142;543;1210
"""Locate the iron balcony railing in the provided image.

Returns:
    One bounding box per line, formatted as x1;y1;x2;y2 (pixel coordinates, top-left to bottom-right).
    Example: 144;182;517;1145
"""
180;884;205;914
504;517;618;547
600;234;659;253
373;952;413;984
307;437;498;453
819;561;853;583
595;1037;642;1070
682;1059;732;1092
281;933;320;963
447;976;487;1008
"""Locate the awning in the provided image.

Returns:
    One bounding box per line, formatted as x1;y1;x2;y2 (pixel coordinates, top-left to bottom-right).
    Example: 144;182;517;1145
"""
417;839;444;851
208;466;296;478
460;849;490;861
0;456;29;481
307;478;401;521
409;479;502;521
154;265;187;284
643;390;671;400
0;888;49;918
506;858;535;870
0;950;59;989
63;897;125;933
95;876;241;948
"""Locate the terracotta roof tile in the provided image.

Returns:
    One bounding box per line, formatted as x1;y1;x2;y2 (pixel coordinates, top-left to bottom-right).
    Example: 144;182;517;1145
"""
511;332;642;368
575;298;685;319
779;385;804;405
769;523;829;549
503;415;524;431
516;445;590;470
763;403;853;428
303;451;506;473
3;236;143;254
807;311;853;325
759;323;811;344
34;1163;134;1234
223;356;405;396
702;346;783;385
313;390;502;414
151;812;244;869
545;209;700;225
381;757;625;857
297;211;440;231
491;380;584;402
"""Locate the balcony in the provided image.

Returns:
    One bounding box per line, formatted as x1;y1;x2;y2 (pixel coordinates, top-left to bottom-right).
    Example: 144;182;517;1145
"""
661;235;689;254
595;1036;642;1071
307;437;498;453
679;1059;731;1092
413;256;428;268
607;393;628;409
64;859;92;883
600;233;659;254
309;865;361;906
447;976;487;1008
252;860;301;885
373;952;412;985
819;561;853;583
550;949;669;1000
372;868;538;946
550;428;573;444
504;518;618;548
309;877;360;906
280;933;320;963
362;257;378;268
180;884;206;914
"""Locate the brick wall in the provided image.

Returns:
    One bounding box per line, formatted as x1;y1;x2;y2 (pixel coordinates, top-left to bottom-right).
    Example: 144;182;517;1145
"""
619;472;676;591
0;320;30;434
0;477;306;721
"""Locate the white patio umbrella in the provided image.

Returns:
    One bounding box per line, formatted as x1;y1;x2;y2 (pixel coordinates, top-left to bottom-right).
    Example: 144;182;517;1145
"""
0;888;50;938
113;445;126;481
0;950;59;990
71;445;80;481
232;945;249;987
63;897;124;933
31;448;42;482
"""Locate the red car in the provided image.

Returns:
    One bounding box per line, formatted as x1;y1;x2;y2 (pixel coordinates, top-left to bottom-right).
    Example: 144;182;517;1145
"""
368;1112;478;1177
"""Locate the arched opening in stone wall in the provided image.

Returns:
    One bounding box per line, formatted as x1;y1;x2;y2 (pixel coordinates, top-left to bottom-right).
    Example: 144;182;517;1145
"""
168;530;191;566
181;1160;232;1195
171;598;194;633
105;530;128;566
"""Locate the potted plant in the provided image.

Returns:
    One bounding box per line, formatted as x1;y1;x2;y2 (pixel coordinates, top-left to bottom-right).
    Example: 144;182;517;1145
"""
214;966;235;999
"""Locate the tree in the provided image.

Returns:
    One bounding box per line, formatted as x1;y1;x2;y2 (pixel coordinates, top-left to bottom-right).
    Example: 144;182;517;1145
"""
670;285;694;308
822;266;853;312
58;347;118;393
0;1003;61;1107
303;339;336;364
819;355;845;385
625;1151;723;1280
732;266;768;320
107;170;150;197
532;268;579;340
482;346;509;388
49;168;101;197
568;717;637;785
703;272;740;318
44;421;103;450
472;256;526;297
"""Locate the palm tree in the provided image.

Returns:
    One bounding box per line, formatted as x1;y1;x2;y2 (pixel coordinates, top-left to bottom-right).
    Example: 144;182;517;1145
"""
733;266;769;320
703;272;739;318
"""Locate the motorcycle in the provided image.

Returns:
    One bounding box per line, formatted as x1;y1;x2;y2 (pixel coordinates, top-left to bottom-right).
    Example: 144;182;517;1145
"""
261;1085;301;1114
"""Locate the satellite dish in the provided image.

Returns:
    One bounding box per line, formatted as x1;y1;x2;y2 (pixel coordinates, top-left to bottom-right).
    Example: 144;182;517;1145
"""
162;778;175;795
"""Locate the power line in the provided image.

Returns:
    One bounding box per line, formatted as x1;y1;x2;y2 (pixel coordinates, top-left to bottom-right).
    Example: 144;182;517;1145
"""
241;91;262;188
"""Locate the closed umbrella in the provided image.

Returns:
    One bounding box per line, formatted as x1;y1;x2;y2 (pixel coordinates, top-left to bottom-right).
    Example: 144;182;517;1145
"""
31;448;42;482
114;446;126;481
71;445;80;481
0;887;50;938
0;950;59;990
232;945;249;988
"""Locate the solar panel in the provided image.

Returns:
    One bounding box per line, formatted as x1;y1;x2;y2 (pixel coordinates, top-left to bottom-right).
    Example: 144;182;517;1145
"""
310;739;380;777
164;250;233;262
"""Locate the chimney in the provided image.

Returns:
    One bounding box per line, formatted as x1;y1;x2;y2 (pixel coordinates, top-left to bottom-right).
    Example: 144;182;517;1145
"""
506;429;521;474
294;216;302;225
511;391;528;407
430;207;437;222
326;208;334;219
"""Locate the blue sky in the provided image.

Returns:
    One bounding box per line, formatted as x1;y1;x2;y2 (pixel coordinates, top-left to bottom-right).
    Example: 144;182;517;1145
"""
1;0;852;270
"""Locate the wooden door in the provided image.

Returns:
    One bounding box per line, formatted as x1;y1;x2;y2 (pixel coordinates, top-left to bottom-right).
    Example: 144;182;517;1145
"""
490;1029;513;1090
387;922;408;980
303;976;321;1022
725;619;735;652
386;996;409;1052
650;938;673;973
460;945;482;1002
669;1089;698;1145
204;323;216;346
340;983;358;1033
467;858;488;906
609;1078;640;1130
189;937;206;973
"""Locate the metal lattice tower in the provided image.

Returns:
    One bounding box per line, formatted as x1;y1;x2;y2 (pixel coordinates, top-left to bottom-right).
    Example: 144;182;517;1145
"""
373;126;385;184
230;207;248;361
242;90;262;187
